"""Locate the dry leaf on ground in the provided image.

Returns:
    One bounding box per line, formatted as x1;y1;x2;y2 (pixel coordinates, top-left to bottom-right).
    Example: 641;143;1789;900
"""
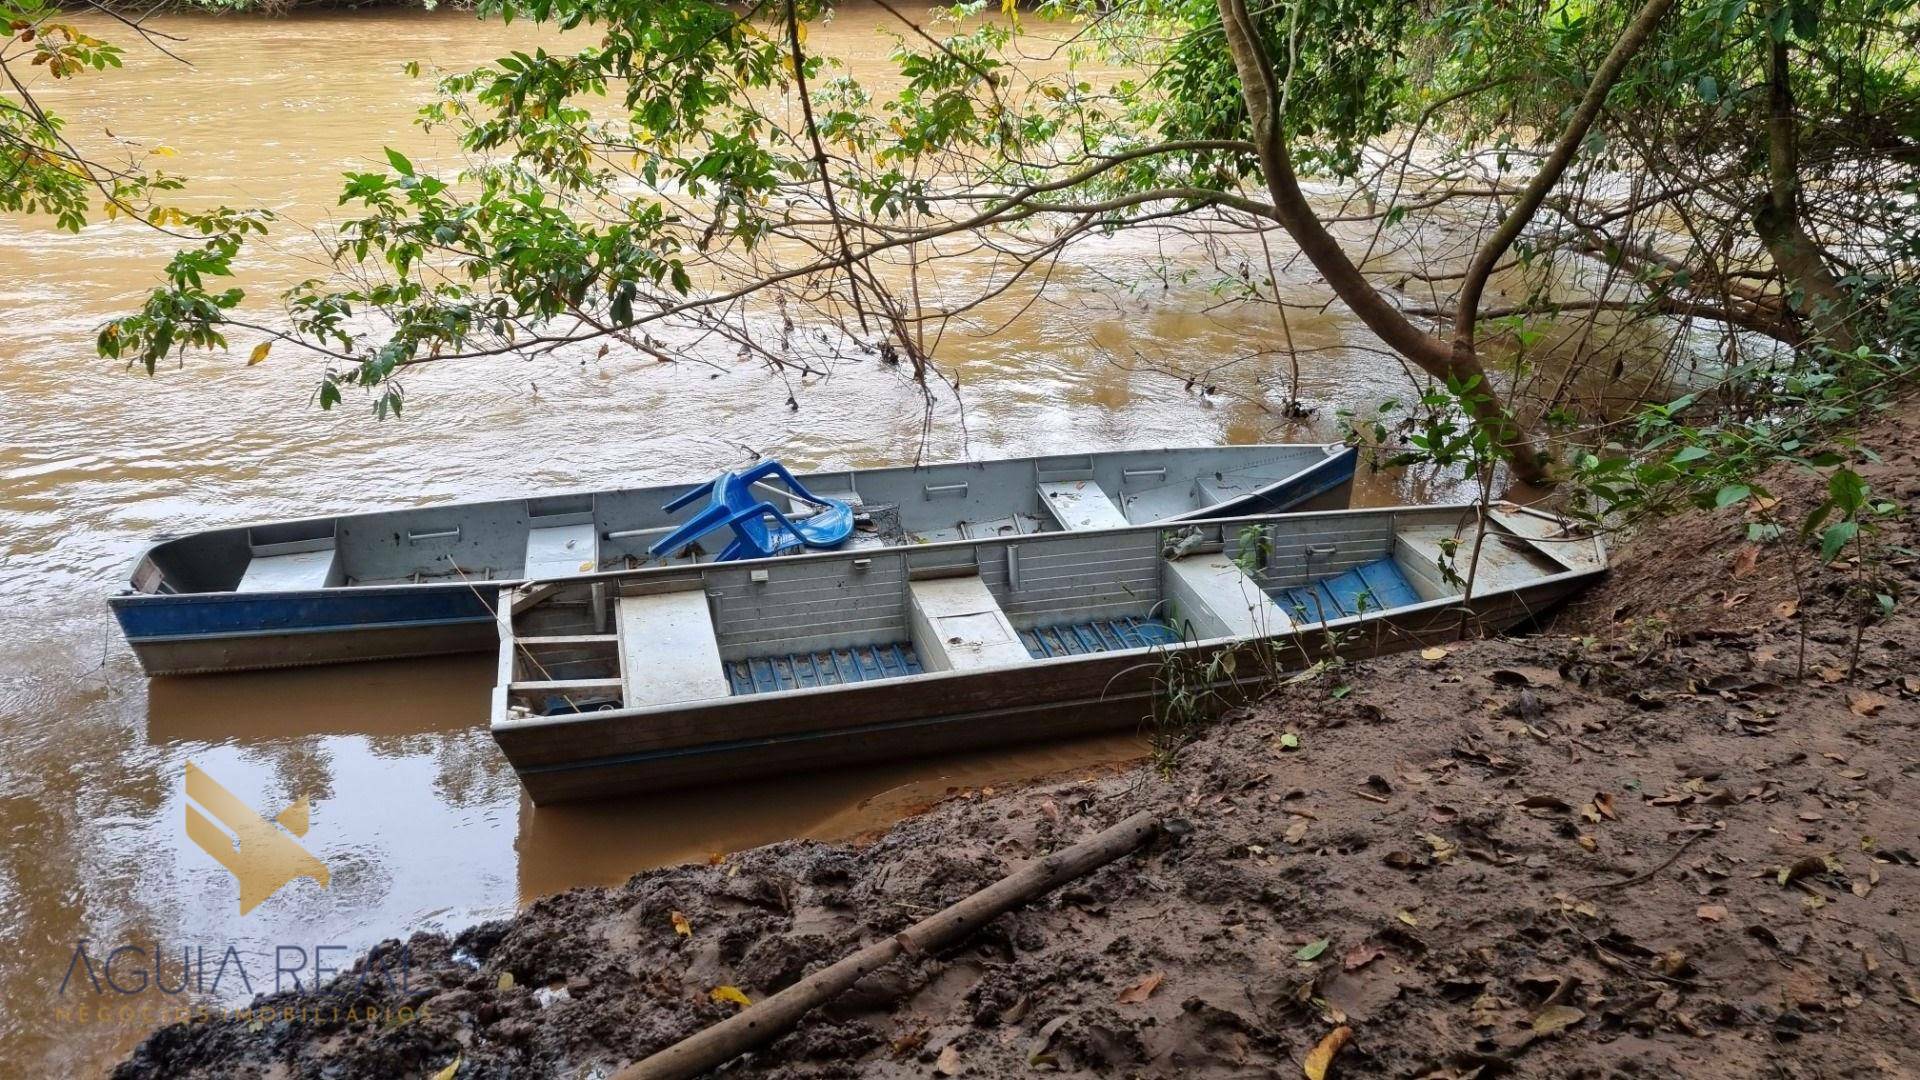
1116;971;1164;1004
1303;1025;1352;1079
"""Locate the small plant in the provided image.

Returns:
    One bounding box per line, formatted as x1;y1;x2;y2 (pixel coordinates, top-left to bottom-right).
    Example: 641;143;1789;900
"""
1803;467;1903;678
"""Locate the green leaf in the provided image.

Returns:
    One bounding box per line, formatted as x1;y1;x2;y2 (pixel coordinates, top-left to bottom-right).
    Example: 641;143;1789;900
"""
1294;938;1330;961
1669;446;1712;465
384;147;415;176
1713;484;1750;509
1819;521;1858;563
1827;469;1867;513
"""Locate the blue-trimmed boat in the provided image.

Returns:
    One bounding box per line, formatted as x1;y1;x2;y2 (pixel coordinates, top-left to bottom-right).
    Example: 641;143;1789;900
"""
113;444;1357;675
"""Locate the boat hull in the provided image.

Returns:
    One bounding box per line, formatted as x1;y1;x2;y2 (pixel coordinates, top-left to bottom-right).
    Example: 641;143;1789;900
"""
113;446;1357;676
111;584;498;676
494;570;1590;804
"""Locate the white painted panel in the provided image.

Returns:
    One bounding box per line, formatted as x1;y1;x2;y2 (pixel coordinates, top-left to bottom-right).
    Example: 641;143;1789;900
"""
616;592;731;708
908;576;1032;672
237;549;339;593
1165;553;1293;639
1037;481;1130;530
525;522;600;578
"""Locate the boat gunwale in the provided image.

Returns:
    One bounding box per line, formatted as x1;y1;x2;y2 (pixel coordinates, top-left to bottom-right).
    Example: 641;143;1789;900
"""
111;443;1352;601
493;501;1605;733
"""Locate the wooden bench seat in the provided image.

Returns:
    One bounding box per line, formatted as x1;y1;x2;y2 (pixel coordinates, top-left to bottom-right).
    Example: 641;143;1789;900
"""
908;575;1032;672
238;547;340;593
1038;480;1130;530
615;591;731;708
1164;552;1294;639
525;521;600;579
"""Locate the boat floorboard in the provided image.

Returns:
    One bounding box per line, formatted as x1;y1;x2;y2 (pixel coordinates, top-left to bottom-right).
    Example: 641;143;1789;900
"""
1274;557;1421;622
727;642;925;696
1020;616;1179;658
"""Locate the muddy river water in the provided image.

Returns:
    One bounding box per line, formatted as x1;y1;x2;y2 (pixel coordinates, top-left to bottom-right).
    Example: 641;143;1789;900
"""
0;7;1440;1073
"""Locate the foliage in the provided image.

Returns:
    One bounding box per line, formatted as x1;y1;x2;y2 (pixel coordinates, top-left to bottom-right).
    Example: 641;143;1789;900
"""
3;0;1913;474
1;0;147;231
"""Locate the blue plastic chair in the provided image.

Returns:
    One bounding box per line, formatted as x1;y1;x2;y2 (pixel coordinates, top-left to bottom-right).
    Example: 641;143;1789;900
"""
648;461;855;561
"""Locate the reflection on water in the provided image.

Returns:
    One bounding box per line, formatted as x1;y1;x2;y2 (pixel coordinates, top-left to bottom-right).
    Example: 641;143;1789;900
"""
0;6;1433;1075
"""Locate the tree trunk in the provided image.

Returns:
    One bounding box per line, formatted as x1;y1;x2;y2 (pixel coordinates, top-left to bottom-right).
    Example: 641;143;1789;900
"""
1213;0;1550;484
1757;32;1856;353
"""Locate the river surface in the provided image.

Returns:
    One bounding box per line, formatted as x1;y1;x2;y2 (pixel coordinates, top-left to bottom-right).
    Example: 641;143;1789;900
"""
0;7;1441;1074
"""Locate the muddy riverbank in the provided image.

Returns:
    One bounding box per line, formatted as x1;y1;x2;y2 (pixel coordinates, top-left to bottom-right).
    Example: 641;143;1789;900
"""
111;411;1920;1077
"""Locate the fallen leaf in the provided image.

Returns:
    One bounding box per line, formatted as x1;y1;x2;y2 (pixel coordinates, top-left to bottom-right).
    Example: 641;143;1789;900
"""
1279;732;1302;751
247;341;272;366
1286;820;1310;844
1303;1025;1352;1080
1848;691;1890;717
670;910;692;936
1531;1005;1586;1035
1517;794;1572;813
1342;945;1385;971
1028;1013;1073;1063
1395;910;1419;927
1775;598;1799;619
890;1029;930;1056
430;1056;462;1080
1295;938;1331;962
1656;949;1691;977
1116;971;1164;1005
1895;973;1920;1007
496;972;514;991
710;985;752;1009
935;1044;962;1076
1697;904;1728;922
1577;835;1597;852
1421;647;1448;661
1778;854;1833;886
1593;792;1617;820
1730;545;1760;578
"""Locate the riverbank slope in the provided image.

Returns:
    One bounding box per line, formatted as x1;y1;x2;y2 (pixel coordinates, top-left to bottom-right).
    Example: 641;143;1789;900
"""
115;408;1920;1079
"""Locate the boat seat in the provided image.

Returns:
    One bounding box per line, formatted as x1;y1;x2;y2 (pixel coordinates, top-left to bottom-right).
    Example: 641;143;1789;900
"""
615;591;731;708
908;575;1032;672
524;522;599;578
237;547;340;593
1037;481;1129;530
1164;552;1294;639
1193;474;1260;507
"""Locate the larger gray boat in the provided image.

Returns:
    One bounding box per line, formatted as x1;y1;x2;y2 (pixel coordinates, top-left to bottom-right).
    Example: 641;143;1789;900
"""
492;501;1605;803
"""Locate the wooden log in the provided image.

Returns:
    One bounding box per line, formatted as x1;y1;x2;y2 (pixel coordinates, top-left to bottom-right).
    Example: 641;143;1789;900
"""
614;809;1164;1080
